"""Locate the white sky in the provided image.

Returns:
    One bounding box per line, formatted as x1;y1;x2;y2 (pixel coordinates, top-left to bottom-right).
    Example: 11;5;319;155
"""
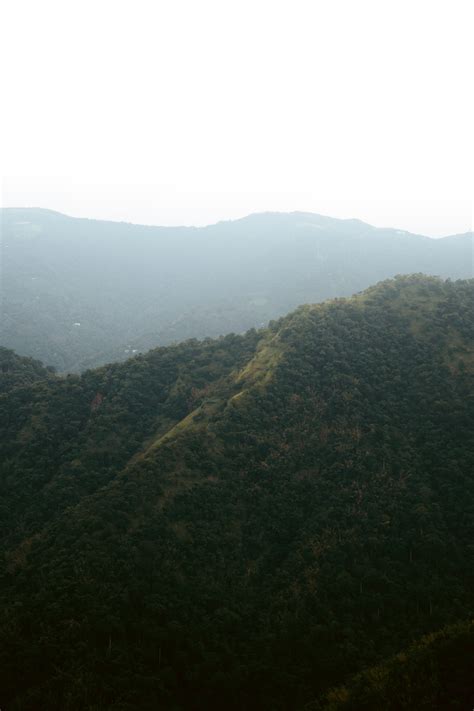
1;0;473;236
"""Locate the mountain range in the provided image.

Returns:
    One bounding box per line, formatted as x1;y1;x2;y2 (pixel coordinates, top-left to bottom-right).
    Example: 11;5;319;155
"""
1;208;472;371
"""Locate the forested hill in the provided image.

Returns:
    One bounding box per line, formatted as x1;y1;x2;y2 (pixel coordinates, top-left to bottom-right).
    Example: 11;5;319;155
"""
1;207;472;371
1;275;474;710
0;346;54;394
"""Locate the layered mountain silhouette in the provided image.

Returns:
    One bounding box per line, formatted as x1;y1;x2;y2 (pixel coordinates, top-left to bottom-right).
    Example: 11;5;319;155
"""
1;208;472;371
1;275;473;709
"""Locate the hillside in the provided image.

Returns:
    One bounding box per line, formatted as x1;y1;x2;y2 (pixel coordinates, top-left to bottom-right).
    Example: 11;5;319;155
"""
0;346;54;394
317;619;474;710
0;275;473;709
1;208;472;371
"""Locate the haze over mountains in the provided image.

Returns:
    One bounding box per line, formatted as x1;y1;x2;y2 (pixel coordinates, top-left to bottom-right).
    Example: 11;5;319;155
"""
1;275;473;709
1;206;473;708
1;208;472;371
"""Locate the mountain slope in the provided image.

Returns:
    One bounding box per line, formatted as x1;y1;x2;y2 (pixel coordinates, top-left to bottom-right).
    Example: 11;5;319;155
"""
1;208;472;370
0;346;54;394
0;275;473;710
317;620;474;710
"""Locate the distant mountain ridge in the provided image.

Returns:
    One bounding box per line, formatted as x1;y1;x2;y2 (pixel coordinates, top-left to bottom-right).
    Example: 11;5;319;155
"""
1;208;472;371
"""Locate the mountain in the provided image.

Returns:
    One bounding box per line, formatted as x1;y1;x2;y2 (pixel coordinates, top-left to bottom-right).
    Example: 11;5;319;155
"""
1;275;473;709
1;208;472;371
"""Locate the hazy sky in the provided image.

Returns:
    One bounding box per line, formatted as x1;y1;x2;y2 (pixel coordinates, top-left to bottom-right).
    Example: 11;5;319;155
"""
1;0;473;236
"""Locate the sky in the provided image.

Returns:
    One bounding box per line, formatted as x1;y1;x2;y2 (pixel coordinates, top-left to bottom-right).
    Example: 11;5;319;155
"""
1;0;473;237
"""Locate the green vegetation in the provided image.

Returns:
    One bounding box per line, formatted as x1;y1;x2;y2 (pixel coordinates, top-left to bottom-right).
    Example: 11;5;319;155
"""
0;346;54;394
0;275;473;709
1;208;472;371
318;620;474;710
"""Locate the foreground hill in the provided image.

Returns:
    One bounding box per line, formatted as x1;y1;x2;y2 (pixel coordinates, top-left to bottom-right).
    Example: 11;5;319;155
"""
1;208;472;370
0;275;473;709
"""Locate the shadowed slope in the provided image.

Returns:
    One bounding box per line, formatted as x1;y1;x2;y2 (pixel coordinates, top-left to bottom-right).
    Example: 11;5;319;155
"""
0;275;473;709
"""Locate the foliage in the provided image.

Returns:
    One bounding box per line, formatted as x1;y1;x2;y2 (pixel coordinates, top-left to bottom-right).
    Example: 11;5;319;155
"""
0;275;473;709
316;620;474;710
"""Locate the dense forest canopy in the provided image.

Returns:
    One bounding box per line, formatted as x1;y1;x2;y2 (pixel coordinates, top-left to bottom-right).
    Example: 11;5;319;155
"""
316;620;474;710
1;208;472;371
1;275;473;709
